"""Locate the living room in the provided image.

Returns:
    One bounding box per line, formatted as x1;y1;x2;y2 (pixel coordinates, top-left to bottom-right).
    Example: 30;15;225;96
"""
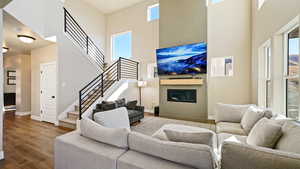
1;0;300;169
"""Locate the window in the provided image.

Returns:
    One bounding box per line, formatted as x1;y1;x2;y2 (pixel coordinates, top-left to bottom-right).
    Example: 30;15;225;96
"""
147;4;159;22
111;31;132;60
285;26;299;120
211;0;223;4
265;46;272;108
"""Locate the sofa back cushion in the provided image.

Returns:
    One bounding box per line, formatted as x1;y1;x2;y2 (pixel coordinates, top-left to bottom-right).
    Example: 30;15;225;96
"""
247;118;282;148
128;132;215;169
94;107;130;129
80;118;130;149
215;103;253;123
241;106;266;134
275;121;300;154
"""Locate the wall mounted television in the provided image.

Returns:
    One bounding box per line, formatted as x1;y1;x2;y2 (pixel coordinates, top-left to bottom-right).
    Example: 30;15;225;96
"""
156;42;207;76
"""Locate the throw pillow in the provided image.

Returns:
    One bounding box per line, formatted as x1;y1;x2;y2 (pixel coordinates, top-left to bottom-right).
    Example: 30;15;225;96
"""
94;107;130;129
215;103;254;123
241;106;265;134
164;129;214;147
80;118;130;149
126;100;138;109
247;118;282;148
101;101;116;111
275;121;300;154
115;98;126;108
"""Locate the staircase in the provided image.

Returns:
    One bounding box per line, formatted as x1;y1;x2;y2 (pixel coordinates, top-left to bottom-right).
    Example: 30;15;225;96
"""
59;8;139;129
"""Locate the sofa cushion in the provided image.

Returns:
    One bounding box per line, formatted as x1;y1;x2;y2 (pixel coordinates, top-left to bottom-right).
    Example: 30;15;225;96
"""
126;100;138;109
241;106;266;134
247;118;282;148
129;132;216;169
215;103;253;123
94;107;130;129
152;124;217;149
217;133;247;150
55;131;127;169
275;121;300;154
117;150;195;169
115;98;126;107
164;129;214;147
216;122;246;135
101;101;117;111
80;118;130;148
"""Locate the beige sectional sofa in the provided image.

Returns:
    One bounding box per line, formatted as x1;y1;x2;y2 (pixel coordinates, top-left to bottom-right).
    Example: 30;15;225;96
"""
215;103;300;169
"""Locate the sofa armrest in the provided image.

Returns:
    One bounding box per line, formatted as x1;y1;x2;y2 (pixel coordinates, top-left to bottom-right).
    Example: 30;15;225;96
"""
221;142;300;169
128;105;144;112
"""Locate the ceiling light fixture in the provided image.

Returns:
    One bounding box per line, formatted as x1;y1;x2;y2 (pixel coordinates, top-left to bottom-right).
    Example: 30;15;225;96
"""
17;35;36;44
2;47;9;54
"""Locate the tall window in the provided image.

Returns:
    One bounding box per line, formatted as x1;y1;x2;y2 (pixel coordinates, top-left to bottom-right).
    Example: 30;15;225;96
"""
265;46;272;108
147;4;159;22
286;26;299;120
111;31;132;60
211;0;223;4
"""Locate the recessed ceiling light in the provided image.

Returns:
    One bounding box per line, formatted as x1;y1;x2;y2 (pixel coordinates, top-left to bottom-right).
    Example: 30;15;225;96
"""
2;47;9;54
17;35;36;44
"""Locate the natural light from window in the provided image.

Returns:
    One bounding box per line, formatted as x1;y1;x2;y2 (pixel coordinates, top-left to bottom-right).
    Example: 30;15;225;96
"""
148;4;159;22
111;31;132;60
258;0;266;9
211;0;223;4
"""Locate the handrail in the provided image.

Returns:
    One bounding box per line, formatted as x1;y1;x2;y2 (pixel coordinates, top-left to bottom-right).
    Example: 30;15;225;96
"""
64;8;105;71
79;57;139;119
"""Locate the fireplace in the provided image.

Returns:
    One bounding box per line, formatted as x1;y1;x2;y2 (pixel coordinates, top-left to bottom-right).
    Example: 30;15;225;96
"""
167;89;197;103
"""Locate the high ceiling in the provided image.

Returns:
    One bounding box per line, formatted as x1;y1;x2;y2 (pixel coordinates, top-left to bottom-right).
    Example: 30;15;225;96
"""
82;0;147;14
3;11;53;56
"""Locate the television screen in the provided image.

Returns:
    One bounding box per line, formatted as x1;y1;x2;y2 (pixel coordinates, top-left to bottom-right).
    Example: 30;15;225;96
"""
156;42;207;76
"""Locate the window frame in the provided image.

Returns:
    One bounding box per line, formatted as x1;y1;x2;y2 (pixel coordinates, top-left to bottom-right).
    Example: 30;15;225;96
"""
147;3;159;22
264;45;272;108
111;31;132;61
284;25;300;120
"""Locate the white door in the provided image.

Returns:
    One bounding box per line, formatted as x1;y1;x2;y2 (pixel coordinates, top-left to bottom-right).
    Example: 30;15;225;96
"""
40;62;57;124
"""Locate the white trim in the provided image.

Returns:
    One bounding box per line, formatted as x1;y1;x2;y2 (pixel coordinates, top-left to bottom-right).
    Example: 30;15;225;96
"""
147;3;159;22
145;109;154;114
31;115;41;121
15;112;31;116
0;151;4;160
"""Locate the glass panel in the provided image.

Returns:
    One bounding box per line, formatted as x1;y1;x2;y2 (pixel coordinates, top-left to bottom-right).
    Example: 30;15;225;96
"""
148;4;159;21
287;79;299;120
288;28;299;77
112;32;132;60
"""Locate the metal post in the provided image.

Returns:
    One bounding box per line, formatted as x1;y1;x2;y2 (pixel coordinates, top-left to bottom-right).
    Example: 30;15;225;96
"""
79;92;82;120
86;37;89;55
101;75;104;97
136;62;139;80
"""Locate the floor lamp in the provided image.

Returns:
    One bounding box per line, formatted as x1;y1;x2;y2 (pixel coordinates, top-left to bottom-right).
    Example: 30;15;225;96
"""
137;81;147;106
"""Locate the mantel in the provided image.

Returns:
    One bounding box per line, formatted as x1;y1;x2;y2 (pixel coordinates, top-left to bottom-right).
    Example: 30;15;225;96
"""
160;79;204;86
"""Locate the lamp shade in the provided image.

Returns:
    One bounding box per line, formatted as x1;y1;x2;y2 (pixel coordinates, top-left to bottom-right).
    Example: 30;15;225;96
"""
137;81;147;88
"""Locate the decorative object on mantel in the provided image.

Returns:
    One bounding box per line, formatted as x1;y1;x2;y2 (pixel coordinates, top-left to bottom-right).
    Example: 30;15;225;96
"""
160;79;203;86
211;56;234;77
7;70;16;85
137;80;147;106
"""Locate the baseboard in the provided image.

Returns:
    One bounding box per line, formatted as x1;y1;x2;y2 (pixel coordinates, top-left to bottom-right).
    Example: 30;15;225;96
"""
0;151;4;160
31;115;41;121
145;109;154;114
15;112;31;116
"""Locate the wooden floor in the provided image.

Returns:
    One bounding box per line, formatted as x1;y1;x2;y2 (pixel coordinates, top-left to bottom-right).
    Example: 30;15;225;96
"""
0;111;73;169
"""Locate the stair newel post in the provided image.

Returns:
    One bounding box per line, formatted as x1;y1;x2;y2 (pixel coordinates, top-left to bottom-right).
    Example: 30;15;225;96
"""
101;74;104;97
86;36;89;55
79;91;82;120
117;58;121;81
136;62;139;80
64;8;66;33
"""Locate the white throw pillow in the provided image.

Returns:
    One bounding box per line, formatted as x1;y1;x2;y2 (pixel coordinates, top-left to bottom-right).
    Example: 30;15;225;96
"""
164;129;214;147
215;103;253;123
94;107;130;129
247;118;282;148
241;106;265;134
80;118;130;148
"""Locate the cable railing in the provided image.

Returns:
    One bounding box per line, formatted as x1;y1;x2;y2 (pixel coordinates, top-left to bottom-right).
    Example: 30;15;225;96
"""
64;8;105;71
79;57;139;119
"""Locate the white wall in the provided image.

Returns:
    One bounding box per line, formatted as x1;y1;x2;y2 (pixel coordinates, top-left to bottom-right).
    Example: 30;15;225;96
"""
31;44;57;117
252;0;300;114
64;0;106;51
3;55;17;93
207;0;252;118
106;0;159;112
0;9;4;159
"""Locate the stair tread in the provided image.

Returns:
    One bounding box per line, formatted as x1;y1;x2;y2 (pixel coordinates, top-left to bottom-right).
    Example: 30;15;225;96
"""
60;118;76;124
